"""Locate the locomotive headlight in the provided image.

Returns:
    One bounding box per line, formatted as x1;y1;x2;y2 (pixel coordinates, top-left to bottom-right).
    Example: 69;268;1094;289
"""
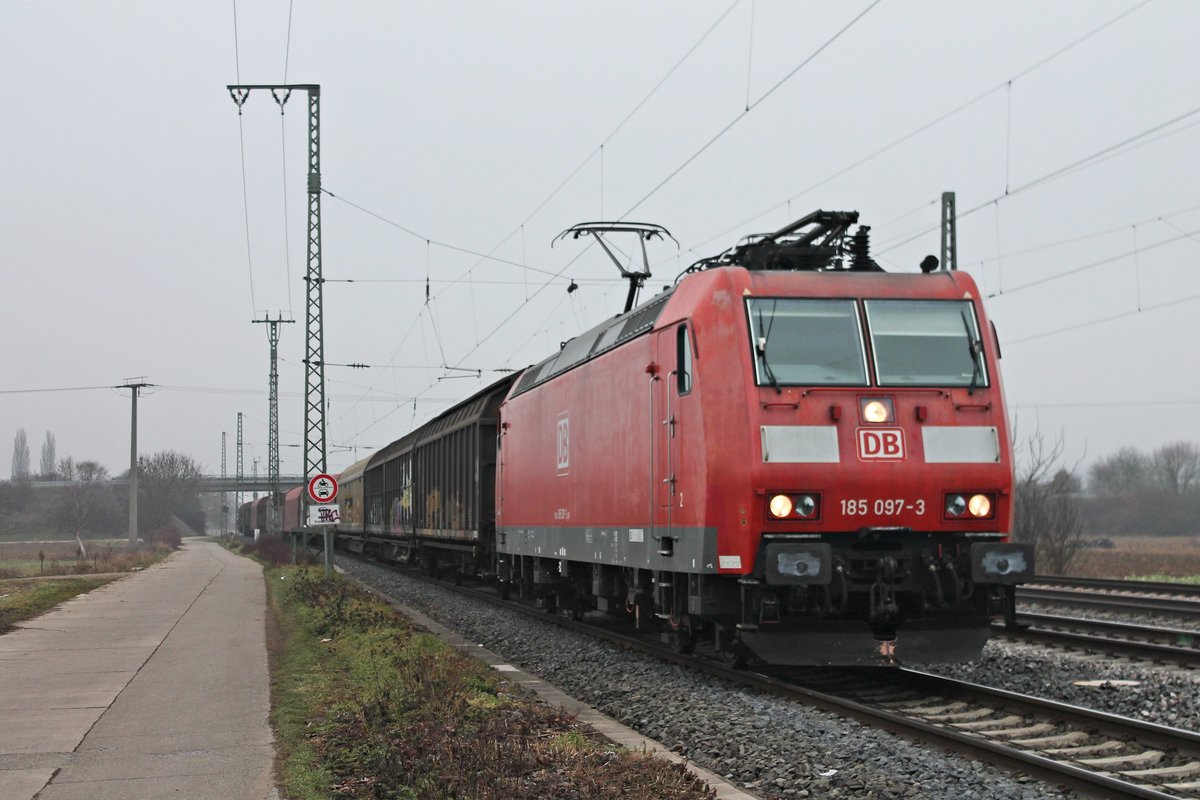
945;494;967;517
945;493;995;519
967;494;992;518
861;398;894;424
769;494;794;518
795;494;818;518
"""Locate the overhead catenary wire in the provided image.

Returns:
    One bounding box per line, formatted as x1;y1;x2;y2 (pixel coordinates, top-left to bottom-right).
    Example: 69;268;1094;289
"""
328;4;747;444
618;0;884;222
321;189;565;281
1003;291;1200;346
987;226;1199;299
0;384;120;395
971;201;1200;265
656;0;1157;265
278;109;294;318
876;103;1200;256
283;0;294;82
231;0;257;316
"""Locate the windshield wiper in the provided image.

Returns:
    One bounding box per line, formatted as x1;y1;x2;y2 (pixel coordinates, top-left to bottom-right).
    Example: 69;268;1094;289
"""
757;309;782;394
960;308;984;395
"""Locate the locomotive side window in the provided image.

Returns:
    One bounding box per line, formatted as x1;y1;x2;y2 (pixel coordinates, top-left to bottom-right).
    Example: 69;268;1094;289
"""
865;300;989;388
746;298;868;386
677;324;693;395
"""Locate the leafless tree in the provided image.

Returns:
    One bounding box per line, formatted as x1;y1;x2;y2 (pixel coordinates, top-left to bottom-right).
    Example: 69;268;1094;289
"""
11;429;30;482
1149;442;1200;496
39;431;56;478
1088;446;1150;497
1012;432;1086;575
54;459;114;550
137;451;204;537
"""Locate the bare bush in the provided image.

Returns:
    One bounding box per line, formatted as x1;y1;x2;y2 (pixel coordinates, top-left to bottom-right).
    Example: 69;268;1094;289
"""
1013;432;1086;575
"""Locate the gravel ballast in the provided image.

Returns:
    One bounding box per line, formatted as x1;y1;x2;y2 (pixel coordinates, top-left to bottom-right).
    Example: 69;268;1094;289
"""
338;557;1093;800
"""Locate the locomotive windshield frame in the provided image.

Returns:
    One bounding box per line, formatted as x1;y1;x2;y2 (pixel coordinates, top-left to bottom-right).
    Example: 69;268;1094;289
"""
864;299;989;389
746;297;869;387
746;296;990;390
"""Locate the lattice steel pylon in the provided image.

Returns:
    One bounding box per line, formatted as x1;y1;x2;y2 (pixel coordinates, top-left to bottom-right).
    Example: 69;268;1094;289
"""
235;412;244;530
228;83;327;481
254;314;294;533
221;431;228;532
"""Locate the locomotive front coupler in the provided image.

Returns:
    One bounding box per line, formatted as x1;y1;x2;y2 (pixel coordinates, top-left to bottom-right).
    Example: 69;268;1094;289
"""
868;556;901;624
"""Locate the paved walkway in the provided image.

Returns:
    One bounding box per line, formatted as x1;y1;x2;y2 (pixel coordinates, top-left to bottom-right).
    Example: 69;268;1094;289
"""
0;539;275;800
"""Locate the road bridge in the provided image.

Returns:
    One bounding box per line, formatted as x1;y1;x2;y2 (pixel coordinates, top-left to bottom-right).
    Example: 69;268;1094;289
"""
20;476;307;494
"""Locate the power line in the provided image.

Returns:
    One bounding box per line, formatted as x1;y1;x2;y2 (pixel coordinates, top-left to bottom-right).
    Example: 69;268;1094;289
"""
1015;399;1200;410
971;201;1200;266
1003;291;1200;346
876;103;1200;256
230;2;257;316
326;5;748;445
283;0;294;82
987;226;1199;299
323;276;616;287
321;189;565;280
618;0;884;221
657;0;1157;265
0;384;118;395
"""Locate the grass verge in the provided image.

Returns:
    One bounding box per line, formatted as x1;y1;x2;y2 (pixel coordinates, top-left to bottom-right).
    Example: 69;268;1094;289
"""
0;542;174;578
267;565;715;800
0;577;114;633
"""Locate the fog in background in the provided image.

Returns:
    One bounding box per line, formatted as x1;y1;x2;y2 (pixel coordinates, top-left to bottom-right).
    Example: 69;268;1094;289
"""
2;0;1196;481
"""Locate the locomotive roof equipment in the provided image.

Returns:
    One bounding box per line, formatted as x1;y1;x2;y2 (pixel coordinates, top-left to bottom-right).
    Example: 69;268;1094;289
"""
553;221;678;313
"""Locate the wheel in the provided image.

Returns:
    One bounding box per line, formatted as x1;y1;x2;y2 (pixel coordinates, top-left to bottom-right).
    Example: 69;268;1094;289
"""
669;628;694;654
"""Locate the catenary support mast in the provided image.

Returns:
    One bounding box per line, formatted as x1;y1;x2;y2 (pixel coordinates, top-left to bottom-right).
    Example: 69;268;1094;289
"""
941;191;958;271
235;412;244;530
253;314;294;533
227;84;327;480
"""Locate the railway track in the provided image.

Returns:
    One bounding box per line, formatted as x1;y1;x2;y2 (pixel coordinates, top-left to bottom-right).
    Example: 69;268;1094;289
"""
1018;578;1200;619
995;612;1200;668
340;553;1200;799
771;666;1200;800
1031;577;1200;598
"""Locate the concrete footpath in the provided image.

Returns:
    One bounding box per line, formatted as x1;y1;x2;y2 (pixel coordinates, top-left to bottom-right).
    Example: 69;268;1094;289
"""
0;539;275;800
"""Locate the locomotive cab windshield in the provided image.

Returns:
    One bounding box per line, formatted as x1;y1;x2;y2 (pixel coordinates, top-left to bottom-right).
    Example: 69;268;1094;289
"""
748;297;989;389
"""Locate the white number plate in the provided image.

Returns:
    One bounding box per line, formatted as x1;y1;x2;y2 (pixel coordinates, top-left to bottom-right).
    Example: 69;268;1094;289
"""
839;498;926;516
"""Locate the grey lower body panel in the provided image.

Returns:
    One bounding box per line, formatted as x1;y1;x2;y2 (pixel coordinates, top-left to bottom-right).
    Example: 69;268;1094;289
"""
498;525;720;573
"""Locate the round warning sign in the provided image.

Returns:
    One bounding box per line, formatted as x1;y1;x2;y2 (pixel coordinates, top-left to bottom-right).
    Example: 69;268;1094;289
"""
307;473;338;504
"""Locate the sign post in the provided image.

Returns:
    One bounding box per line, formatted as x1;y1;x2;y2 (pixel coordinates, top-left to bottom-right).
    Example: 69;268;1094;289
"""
307;473;339;575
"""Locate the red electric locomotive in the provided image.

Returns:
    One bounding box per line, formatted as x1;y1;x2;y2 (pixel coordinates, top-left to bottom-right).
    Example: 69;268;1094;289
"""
496;211;1032;665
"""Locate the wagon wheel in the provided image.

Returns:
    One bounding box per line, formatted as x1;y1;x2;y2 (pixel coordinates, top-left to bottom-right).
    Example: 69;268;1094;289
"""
669;626;695;655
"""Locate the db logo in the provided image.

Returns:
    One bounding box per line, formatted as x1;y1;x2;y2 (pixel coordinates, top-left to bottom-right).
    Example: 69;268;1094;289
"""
556;414;570;475
857;428;905;461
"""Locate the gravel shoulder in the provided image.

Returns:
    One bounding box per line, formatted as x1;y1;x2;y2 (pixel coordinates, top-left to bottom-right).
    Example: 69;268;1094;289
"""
340;557;1088;800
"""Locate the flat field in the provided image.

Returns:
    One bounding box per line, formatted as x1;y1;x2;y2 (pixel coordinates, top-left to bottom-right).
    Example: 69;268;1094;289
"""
0;540;167;578
1070;535;1200;581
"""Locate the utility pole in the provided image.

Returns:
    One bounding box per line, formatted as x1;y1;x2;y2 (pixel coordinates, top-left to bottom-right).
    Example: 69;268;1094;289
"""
229;82;332;571
228;84;328;478
236;413;244;532
221;431;228;533
941;191;958;272
253;314;294;534
120;378;152;545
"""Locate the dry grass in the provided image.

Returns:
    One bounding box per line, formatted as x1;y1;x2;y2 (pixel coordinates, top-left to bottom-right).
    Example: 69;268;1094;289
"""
268;567;715;800
0;577;114;632
1070;535;1200;580
0;541;172;579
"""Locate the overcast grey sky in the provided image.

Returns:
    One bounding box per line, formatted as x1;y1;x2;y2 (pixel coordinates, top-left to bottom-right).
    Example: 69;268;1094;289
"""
2;0;1196;482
